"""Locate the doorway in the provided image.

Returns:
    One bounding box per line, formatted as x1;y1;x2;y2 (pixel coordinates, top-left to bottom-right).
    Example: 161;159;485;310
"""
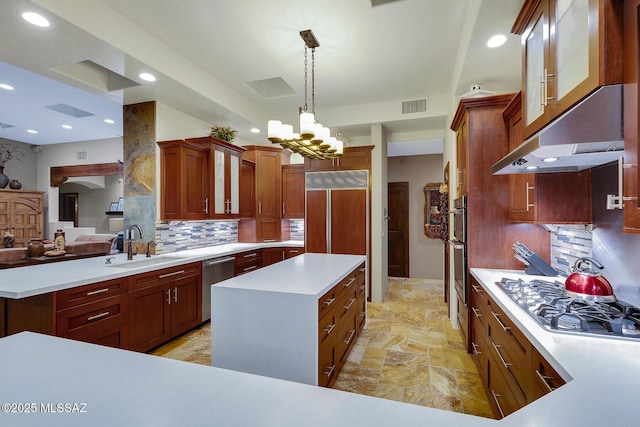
388;182;409;277
59;193;79;226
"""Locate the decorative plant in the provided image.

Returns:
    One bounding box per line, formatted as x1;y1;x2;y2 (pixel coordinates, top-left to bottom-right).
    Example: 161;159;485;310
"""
210;125;237;143
0;142;24;168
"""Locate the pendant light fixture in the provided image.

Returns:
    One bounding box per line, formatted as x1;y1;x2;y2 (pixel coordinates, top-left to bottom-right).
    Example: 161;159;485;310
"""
267;30;343;159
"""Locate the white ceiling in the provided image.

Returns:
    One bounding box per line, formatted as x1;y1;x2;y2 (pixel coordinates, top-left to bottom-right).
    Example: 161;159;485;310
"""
0;0;524;147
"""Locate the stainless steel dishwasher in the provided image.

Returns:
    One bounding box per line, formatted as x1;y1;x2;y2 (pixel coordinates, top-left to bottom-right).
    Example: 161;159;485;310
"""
202;256;235;322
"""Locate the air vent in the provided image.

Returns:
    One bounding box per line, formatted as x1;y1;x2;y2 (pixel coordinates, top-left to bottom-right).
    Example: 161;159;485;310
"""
0;122;15;129
402;98;428;114
46;104;95;118
77;151;87;160
245;77;296;99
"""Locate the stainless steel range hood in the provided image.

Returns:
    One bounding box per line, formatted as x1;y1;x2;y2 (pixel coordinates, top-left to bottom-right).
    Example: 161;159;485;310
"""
491;85;624;175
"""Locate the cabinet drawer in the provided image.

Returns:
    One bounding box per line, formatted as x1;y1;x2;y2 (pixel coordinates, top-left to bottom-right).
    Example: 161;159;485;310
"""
531;348;566;401
487;353;525;418
487;300;532;401
318;310;338;348
234;250;262;276
470;279;488;329
337;287;358;323
337;312;358;366
56;278;128;310
318;340;337;388
336;270;358;298
471;318;489;385
130;263;201;292
56;295;127;348
319;285;340;321
285;247;304;259
356;291;366;333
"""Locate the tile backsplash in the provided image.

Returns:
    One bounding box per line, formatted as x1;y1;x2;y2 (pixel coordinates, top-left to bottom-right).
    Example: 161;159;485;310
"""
289;219;304;241
549;224;593;276
154;220;238;254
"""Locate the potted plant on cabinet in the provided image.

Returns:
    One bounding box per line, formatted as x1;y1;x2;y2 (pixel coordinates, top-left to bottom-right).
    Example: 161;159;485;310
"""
210;125;237;144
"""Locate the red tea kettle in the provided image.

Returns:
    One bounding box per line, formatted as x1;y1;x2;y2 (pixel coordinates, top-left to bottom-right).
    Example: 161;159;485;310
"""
564;257;616;303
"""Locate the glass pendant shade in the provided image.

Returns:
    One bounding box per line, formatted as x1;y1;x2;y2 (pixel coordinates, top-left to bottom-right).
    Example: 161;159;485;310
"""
299;112;315;139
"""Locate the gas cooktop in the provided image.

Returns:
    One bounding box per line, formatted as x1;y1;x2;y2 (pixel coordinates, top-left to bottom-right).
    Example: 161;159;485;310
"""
496;277;640;340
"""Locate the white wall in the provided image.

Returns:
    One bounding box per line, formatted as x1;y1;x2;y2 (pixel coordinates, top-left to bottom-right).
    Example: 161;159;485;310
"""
0;139;38;191
388;154;445;280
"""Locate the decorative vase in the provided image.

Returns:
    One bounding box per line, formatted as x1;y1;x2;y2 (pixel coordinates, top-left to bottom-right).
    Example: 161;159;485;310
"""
9;179;22;190
3;233;14;248
0;166;8;189
27;238;45;258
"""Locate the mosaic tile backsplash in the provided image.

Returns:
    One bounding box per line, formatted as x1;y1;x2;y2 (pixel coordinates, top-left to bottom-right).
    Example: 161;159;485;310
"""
154;220;238;254
289;219;304;241
549;225;593;276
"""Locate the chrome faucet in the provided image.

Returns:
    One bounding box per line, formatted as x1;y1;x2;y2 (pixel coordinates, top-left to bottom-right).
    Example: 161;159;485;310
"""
127;224;144;260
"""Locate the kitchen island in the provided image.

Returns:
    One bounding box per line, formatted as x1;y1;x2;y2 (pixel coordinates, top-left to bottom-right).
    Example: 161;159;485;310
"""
211;253;367;386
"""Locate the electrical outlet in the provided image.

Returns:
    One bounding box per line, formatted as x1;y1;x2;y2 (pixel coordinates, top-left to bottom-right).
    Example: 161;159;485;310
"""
606;194;622;210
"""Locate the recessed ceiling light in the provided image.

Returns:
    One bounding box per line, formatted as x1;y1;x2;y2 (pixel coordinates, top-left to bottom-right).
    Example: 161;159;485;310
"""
543;157;558;162
22;12;50;28
139;72;156;82
525;165;538;170
250;128;260;134
0;83;14;90
487;34;507;48
62;125;72;129
104;119;115;124
27;129;38;134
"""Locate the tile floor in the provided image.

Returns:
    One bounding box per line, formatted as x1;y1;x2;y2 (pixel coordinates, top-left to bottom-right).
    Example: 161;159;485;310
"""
151;277;494;419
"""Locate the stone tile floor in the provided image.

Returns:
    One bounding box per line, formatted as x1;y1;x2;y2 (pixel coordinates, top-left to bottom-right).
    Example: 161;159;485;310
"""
151;277;494;419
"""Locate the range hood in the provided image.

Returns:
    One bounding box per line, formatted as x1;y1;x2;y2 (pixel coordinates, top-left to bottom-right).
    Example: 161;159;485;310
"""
491;84;624;175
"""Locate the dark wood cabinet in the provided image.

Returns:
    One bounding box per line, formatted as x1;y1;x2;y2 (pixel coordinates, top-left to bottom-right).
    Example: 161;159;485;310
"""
623;0;640;233
282;164;305;219
157;140;210;220
514;0;624;140
285;247;304;259
262;247;286;267
233;249;263;276
503;92;592;224
304;146;371;172
0;190;44;247
240;159;255;218
128;263;202;353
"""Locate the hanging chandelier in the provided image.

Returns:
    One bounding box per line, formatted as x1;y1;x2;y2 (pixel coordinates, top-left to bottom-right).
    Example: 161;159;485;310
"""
267;29;343;160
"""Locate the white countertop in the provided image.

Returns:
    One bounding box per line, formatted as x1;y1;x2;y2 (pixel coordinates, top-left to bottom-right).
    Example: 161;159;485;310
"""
470;268;640;426
215;253;366;297
0;241;303;299
0;332;495;427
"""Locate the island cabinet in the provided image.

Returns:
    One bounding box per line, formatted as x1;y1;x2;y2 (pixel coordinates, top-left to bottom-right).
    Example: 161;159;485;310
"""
623;0;640;233
211;253;366;387
281;164;305;219
128;262;201;353
0;190;44;247
469;276;566;419
157;140;210;220
513;0;623;140
55;278;129;349
503;92;592;224
239;146;291;242
186;136;246;218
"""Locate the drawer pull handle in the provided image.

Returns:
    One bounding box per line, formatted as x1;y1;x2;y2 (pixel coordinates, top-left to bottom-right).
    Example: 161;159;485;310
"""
471;307;482;318
491;341;514;369
490;390;506;419
86;288;110;296
359;311;366;318
535;369;555;393
471;342;481;356
359;284;366;291
491;311;511;331
343;298;356;310
323;323;336;335
343;329;356;345
243;265;258;272
158;270;186;279
471;284;482;294
359;267;365;273
87;311;110;321
323;297;335;306
343;278;356;287
173;287;178;303
323;365;335;378
263;239;276;243
289;250;300;254
243;253;258;258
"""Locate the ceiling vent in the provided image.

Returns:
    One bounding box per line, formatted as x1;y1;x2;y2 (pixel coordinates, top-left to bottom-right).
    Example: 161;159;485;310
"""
0;122;15;129
245;77;296;99
46;104;94;118
402;98;428;114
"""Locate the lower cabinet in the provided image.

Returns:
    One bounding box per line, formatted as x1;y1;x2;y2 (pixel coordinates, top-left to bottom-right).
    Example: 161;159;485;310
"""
262;247;286;267
317;262;366;388
128;263;202;353
233;249;262;275
469;276;566;418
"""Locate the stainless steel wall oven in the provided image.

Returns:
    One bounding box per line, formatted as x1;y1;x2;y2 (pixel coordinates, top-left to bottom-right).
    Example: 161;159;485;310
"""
450;196;467;304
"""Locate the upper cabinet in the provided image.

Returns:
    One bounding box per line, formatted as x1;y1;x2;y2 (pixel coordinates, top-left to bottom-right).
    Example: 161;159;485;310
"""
503;93;592;224
623;0;640;233
514;0;623;139
282;164;305;219
186;136;246;219
158;137;247;221
304;146;372;172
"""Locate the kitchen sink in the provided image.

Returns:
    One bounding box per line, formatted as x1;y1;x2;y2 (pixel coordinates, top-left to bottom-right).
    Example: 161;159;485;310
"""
103;255;188;269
